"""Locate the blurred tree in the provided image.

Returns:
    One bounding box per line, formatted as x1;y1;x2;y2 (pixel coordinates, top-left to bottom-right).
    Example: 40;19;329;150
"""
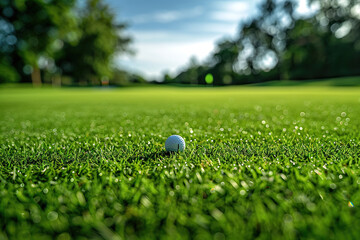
0;0;78;85
218;0;360;82
209;39;241;85
128;73;146;84
166;0;360;85
110;69;146;86
187;56;200;85
170;0;297;86
172;65;210;85
311;0;360;77
171;56;210;85
162;72;173;84
282;19;327;79
56;0;131;85
283;0;360;79
237;0;296;80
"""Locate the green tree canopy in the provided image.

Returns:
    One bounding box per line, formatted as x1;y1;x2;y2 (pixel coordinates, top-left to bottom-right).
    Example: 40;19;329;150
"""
56;0;131;85
170;0;360;85
0;0;131;86
0;0;77;84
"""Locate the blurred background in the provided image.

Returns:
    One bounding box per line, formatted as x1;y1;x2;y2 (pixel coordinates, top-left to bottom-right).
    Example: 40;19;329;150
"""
1;0;359;87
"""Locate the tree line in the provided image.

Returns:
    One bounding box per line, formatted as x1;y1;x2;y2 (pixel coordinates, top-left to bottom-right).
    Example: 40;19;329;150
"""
164;0;360;85
1;0;359;86
0;0;134;86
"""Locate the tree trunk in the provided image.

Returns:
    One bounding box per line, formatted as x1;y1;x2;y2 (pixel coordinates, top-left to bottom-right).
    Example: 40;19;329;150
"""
31;66;42;87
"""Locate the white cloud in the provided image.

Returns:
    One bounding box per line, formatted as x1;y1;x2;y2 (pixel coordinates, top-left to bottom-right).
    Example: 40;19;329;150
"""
131;6;203;24
211;12;246;22
219;1;252;12
115;1;265;79
183;22;239;37
128;30;208;43
211;1;261;22
116;31;215;79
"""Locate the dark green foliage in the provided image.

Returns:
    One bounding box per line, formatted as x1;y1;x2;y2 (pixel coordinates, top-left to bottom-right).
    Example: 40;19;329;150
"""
0;0;77;84
283;0;360;80
0;0;131;85
170;0;360;85
111;69;147;86
1;86;360;239
56;0;131;85
209;40;241;85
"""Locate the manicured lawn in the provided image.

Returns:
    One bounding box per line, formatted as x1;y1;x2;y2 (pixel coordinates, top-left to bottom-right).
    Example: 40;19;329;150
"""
1;86;359;239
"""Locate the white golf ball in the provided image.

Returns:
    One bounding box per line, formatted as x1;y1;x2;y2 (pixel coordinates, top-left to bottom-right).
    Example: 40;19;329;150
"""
165;135;185;152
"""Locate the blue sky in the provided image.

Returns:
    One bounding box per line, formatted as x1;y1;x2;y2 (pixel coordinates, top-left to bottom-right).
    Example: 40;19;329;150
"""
105;0;316;79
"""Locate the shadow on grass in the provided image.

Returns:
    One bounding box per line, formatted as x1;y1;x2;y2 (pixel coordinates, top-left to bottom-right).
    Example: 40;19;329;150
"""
249;76;360;87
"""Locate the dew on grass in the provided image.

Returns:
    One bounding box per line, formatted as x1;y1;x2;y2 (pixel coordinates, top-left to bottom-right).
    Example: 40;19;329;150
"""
280;174;287;181
32;214;41;223
47;211;58;221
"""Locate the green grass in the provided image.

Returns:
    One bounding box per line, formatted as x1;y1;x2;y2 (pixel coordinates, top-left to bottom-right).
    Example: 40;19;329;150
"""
1;86;360;240
249;76;360;87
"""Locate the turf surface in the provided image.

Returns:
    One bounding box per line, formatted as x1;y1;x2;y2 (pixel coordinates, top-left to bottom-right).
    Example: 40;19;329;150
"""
0;86;360;239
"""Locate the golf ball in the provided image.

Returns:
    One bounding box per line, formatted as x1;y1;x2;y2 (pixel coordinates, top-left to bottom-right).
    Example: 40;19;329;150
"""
165;135;185;152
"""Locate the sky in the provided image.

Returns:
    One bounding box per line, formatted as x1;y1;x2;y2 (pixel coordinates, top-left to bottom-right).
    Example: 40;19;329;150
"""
105;0;316;80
